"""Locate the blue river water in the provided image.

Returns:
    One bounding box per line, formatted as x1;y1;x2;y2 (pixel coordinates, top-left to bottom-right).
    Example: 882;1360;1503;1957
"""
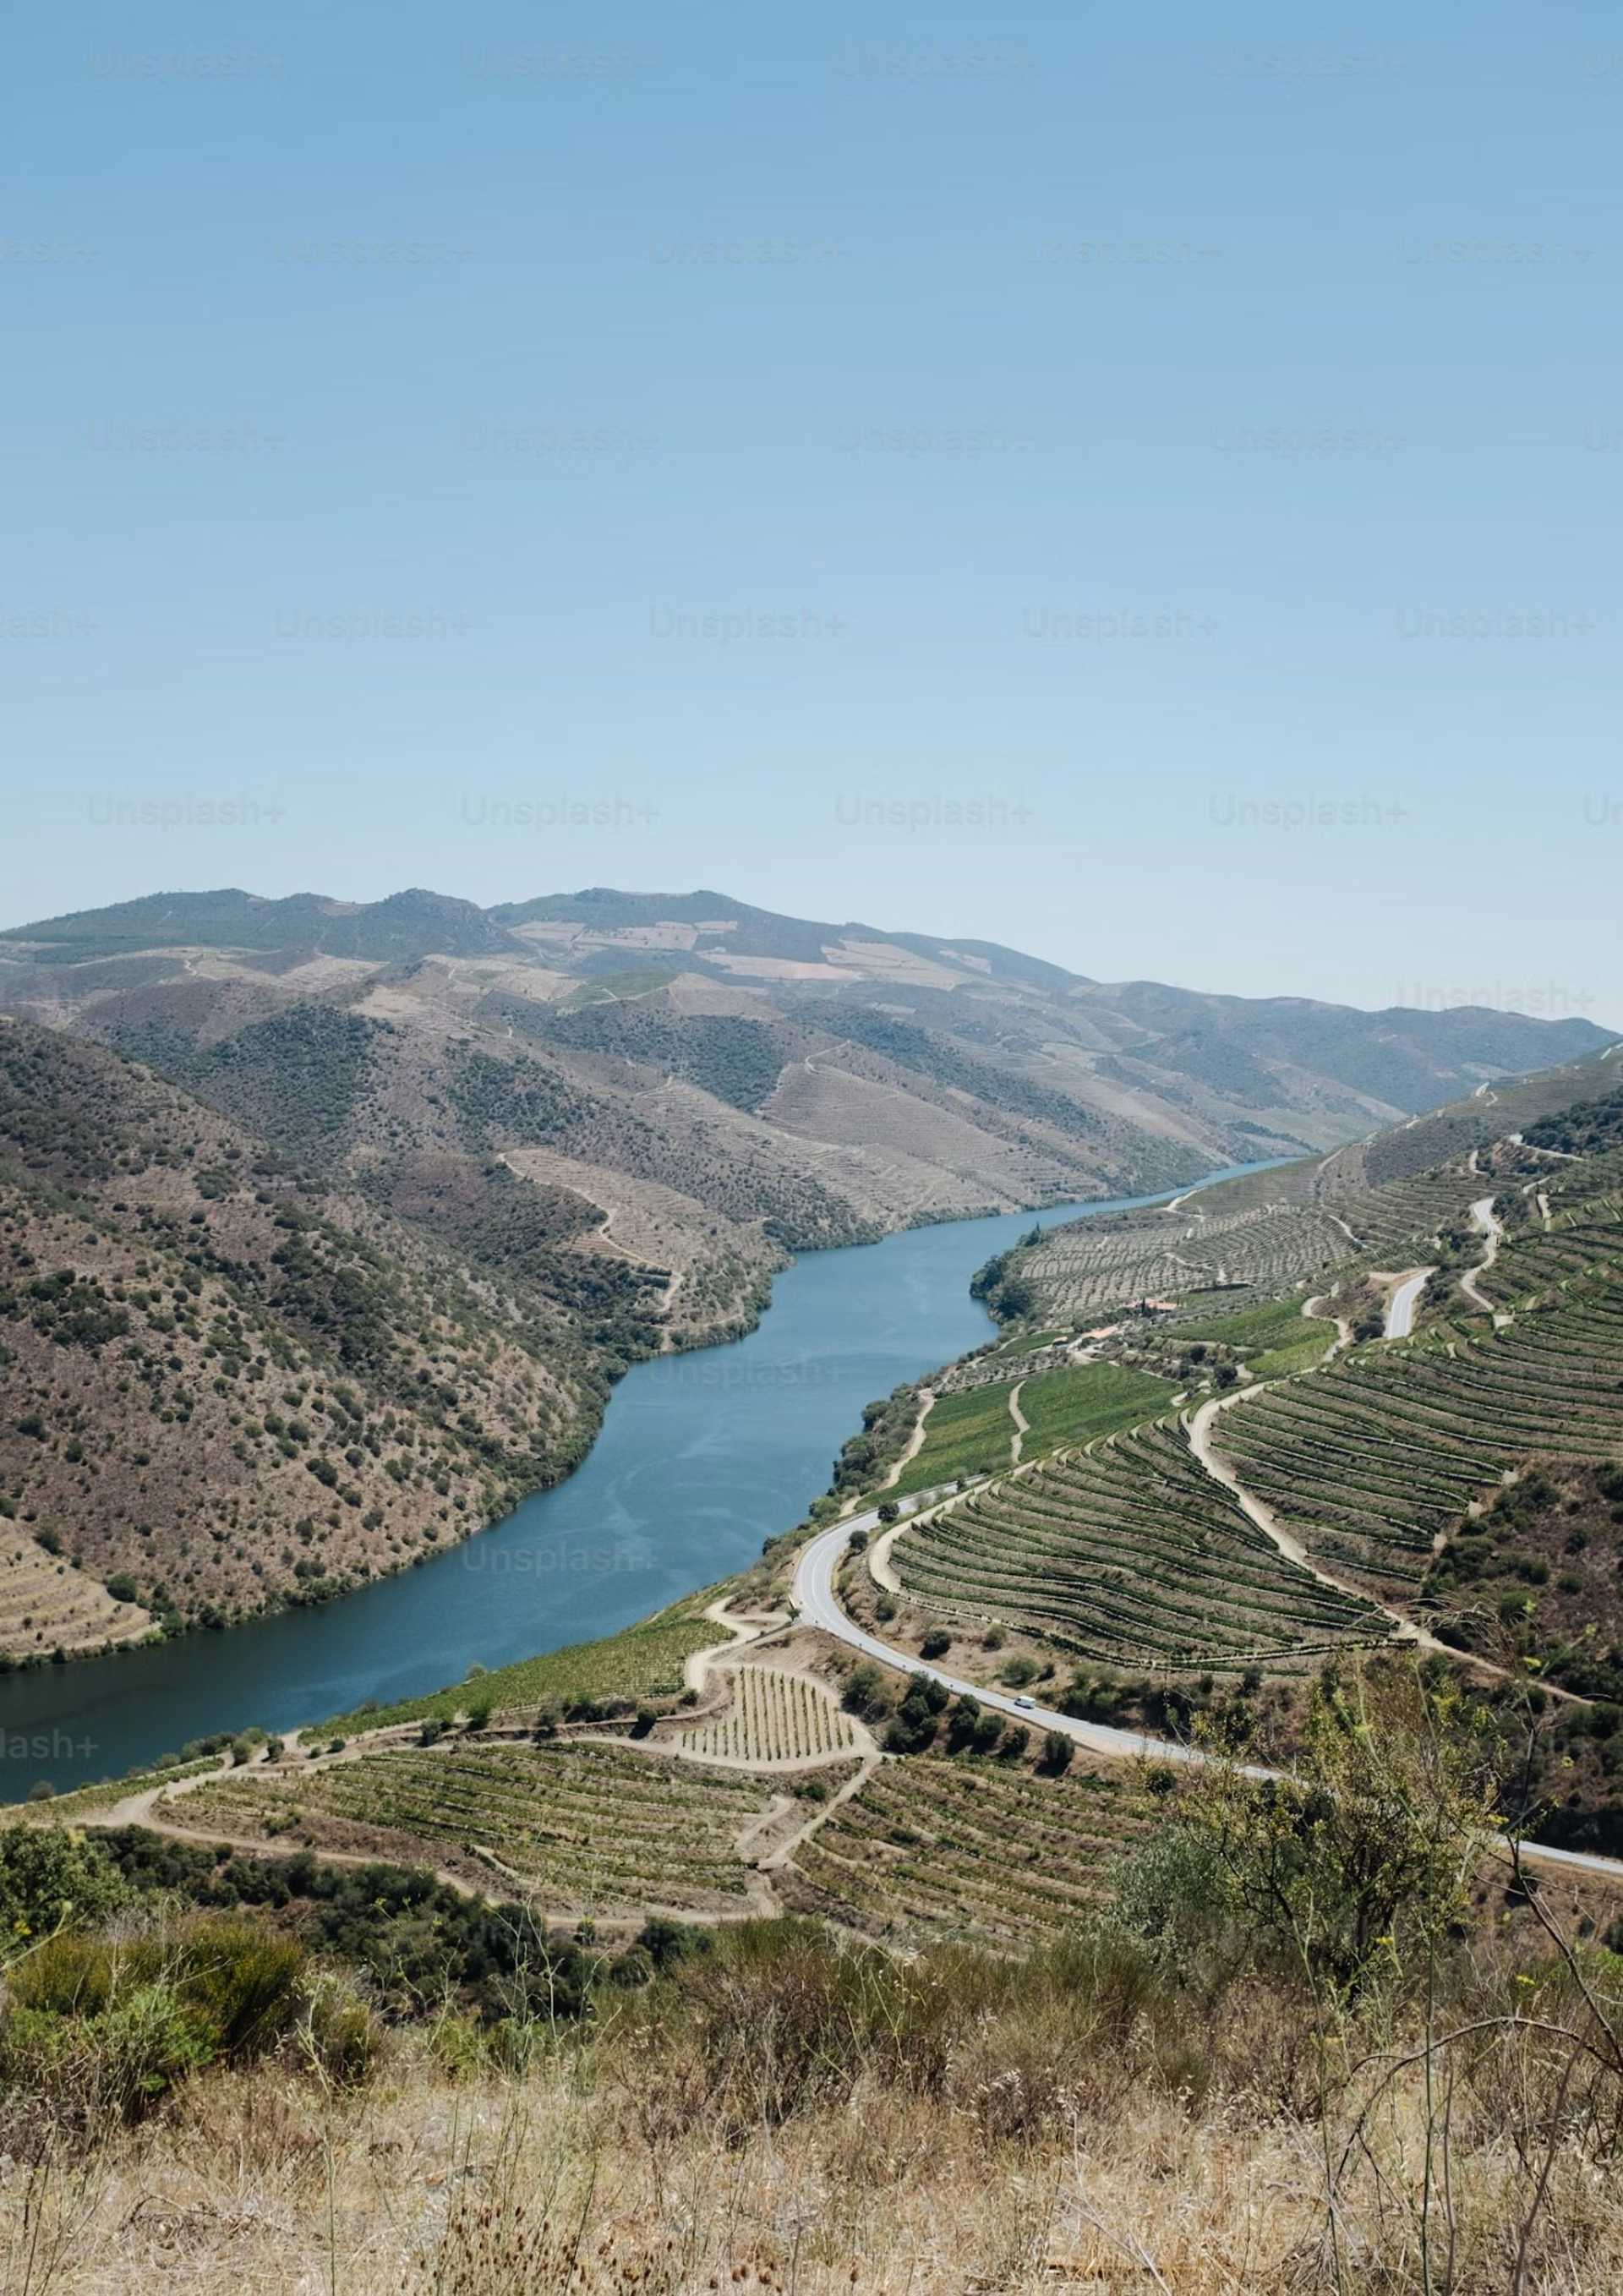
0;1167;1267;1798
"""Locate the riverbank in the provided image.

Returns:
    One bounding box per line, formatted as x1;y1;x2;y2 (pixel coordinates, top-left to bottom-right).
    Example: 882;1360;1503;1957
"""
0;1165;1271;1799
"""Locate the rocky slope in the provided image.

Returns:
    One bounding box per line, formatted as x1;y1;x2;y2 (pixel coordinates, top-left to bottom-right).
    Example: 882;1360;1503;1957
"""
0;1020;607;1659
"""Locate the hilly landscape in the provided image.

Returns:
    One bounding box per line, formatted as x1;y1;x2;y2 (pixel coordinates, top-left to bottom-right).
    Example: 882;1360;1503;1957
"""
0;886;1612;1666
8;1050;1623;2295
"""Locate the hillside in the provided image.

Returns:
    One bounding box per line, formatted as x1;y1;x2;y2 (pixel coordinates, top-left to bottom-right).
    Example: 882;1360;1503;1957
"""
817;1072;1623;1847
0;1020;613;1656
0;888;1611;1338
992;1042;1623;1331
7;1065;1623;2287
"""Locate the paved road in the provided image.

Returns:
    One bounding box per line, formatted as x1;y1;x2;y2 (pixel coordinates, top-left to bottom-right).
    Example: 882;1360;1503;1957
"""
1384;1266;1434;1339
797;1517;1228;1772
790;1519;1623;1880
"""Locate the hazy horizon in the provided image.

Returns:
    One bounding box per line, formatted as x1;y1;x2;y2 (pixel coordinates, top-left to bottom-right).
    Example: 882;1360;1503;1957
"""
3;872;1619;1032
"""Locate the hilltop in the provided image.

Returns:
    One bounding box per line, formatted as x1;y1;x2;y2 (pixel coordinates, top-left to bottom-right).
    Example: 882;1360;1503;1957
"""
1;887;1610;1331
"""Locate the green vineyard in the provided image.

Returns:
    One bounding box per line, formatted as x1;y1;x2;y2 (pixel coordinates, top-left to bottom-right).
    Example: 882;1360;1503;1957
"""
168;1741;772;1914
1215;1269;1623;1599
893;1419;1389;1670
789;1754;1150;1949
678;1666;857;1764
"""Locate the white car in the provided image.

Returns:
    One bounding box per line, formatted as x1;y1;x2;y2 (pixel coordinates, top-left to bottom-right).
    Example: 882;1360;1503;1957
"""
1013;1694;1036;1711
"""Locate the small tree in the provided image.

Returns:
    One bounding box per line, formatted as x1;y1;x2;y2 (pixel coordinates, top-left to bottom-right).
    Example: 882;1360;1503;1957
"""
1041;1729;1074;1774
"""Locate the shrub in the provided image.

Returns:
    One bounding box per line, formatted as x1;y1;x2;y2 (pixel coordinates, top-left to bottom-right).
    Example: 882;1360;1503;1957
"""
0;1824;126;1942
1041;1730;1074;1774
842;1662;892;1723
920;1629;953;1660
303;1977;382;2087
178;1918;307;2063
3;1916;310;2118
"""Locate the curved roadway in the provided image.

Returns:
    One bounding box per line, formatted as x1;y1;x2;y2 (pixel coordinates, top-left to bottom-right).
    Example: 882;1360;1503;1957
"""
790;1517;1623;1881
1383;1266;1434;1339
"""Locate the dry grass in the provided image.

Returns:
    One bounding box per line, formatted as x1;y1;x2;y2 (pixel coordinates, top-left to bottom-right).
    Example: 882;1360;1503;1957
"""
3;1935;1620;2296
3;2032;1618;2295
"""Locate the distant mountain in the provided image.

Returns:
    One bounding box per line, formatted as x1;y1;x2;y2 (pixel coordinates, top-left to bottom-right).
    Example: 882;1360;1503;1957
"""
6;887;516;965
0;884;1613;1386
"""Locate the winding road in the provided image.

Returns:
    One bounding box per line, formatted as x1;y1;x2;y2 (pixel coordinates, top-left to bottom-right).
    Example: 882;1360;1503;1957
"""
1382;1266;1435;1339
790;1518;1623;1881
1458;1194;1506;1318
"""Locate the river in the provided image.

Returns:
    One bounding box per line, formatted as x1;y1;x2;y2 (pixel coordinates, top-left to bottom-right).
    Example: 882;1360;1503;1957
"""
0;1167;1269;1798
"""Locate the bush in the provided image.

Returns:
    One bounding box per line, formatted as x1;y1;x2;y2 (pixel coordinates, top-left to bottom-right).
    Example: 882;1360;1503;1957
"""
178;1918;307;2063
303;1977;383;2087
3;1916;312;2118
842;1662;892;1723
1041;1730;1074;1774
0;1824;126;1942
920;1629;953;1660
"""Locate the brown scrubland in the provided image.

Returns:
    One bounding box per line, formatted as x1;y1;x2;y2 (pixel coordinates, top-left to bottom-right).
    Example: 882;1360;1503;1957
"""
3;1667;1623;2294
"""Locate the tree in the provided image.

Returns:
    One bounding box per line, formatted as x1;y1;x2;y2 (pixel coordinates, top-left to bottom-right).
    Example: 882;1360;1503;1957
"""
842;1661;891;1723
1117;1666;1497;2000
1041;1729;1074;1774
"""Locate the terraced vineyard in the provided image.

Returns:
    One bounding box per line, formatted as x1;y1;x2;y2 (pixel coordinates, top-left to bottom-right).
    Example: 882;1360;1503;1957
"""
1331;1169;1487;1264
1169;1295;1339;1380
0;1533;150;1658
1017;1165;1487;1325
1215;1273;1623;1599
1476;1192;1623;1310
679;1665;857;1765
1017;1200;1353;1320
166;1741;771;1913
893;1419;1388;1670
788;1755;1150;1949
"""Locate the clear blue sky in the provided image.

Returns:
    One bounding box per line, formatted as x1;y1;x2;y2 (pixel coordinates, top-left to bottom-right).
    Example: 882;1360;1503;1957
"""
8;3;1622;1025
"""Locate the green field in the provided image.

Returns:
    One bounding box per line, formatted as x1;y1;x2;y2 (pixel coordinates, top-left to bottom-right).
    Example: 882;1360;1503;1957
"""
1172;1295;1337;1380
1015;1361;1175;1452
890;1383;1019;1495
320;1611;716;1736
893;1361;1174;1499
